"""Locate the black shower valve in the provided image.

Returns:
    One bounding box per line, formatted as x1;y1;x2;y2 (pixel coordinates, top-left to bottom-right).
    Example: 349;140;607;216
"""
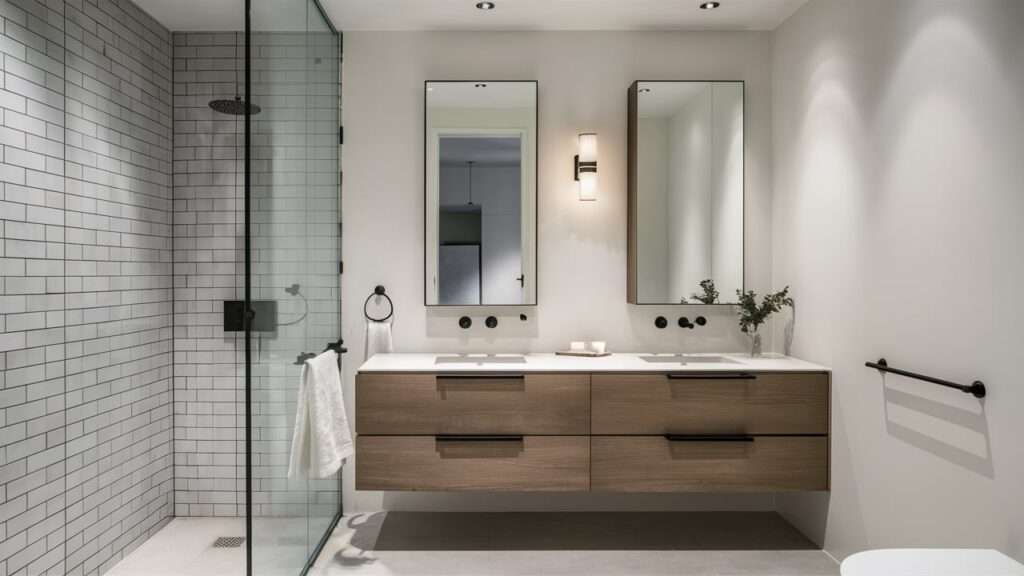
485;316;498;329
678;317;695;329
655;316;668;329
695;316;707;326
459;316;472;329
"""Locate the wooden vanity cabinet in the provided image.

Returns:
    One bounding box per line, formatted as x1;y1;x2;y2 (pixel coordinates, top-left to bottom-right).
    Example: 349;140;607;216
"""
355;370;830;493
356;372;590;435
590;372;829;435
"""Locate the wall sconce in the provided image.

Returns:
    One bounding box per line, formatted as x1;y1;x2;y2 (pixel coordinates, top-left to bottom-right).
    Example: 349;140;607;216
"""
574;133;597;201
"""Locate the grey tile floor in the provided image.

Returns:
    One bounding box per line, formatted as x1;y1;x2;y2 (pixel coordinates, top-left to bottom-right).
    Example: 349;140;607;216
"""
312;512;840;576
106;513;840;576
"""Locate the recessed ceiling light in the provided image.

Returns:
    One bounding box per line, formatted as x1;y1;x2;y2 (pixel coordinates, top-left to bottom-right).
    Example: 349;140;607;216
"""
700;1;721;9
475;83;488;88
476;2;495;10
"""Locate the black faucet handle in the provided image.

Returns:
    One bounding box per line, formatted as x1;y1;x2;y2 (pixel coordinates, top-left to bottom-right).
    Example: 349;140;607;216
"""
678;317;695;329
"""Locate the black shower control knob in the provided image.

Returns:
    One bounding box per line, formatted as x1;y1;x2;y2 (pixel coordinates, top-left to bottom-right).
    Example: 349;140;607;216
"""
678;317;694;329
485;316;498;329
695;316;707;326
459;316;472;329
655;316;668;329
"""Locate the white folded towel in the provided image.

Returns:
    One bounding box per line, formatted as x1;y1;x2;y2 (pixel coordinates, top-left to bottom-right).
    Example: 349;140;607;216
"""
287;350;353;479
365;320;393;359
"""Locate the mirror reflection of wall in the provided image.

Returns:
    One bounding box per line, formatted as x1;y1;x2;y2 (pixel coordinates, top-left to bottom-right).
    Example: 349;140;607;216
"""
425;81;537;306
437;138;522;304
629;81;744;305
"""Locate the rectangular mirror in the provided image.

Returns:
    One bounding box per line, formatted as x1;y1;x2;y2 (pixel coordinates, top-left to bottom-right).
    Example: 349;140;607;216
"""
425;81;538;306
628;81;744;305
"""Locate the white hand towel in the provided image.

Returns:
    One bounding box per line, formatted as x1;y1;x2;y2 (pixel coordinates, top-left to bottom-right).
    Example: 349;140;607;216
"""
287;350;353;479
365;321;393;359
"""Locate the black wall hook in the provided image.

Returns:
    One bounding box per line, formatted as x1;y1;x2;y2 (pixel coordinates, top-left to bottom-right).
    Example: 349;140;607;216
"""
364;285;393;322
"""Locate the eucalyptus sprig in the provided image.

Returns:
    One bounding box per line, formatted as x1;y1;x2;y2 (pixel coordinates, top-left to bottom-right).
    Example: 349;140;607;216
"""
735;286;794;334
690;279;720;304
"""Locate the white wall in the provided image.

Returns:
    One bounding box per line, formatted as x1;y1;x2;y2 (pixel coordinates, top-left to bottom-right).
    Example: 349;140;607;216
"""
342;30;774;512
772;0;1024;563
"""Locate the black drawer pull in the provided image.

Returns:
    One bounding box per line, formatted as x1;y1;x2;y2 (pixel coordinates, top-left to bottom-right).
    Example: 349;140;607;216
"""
665;434;755;442
435;435;524;442
437;374;525;380
665;374;757;380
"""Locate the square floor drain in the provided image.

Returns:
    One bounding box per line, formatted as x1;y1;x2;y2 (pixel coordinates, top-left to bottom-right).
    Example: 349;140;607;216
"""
212;536;246;548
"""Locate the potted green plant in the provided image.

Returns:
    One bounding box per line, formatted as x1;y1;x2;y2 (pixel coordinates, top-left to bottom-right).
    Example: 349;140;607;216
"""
735;286;794;357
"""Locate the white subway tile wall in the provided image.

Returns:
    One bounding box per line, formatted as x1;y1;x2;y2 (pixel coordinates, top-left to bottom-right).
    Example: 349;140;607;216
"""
247;29;341;522
170;30;246;519
1;4;340;576
1;0;175;575
172;31;341;520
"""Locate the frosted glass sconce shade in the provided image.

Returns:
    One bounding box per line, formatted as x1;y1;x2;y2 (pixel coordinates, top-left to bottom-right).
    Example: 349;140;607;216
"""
575;133;597;201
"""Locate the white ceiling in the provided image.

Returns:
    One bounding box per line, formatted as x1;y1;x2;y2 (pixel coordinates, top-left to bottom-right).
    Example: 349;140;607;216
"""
135;0;809;33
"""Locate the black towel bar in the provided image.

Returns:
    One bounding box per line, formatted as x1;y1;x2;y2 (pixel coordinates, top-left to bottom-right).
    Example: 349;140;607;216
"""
865;358;985;398
295;338;348;365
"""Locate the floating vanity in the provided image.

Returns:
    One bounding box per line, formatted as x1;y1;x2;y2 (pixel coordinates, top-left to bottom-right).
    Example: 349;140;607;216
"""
355;353;830;493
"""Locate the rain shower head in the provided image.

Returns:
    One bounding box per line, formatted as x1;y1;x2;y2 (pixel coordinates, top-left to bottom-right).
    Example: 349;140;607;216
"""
209;96;261;116
208;32;260;116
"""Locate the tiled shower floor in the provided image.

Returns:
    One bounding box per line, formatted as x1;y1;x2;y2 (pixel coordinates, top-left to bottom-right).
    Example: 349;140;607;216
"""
106;517;313;576
108;512;840;576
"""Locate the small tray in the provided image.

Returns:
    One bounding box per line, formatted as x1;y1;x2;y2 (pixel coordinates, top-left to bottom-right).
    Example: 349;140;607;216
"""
555;350;611;357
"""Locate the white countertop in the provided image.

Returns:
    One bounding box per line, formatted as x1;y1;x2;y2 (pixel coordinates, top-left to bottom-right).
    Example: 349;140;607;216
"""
356;352;829;373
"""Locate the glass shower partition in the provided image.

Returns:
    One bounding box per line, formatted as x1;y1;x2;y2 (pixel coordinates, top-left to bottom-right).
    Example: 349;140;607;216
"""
246;1;342;575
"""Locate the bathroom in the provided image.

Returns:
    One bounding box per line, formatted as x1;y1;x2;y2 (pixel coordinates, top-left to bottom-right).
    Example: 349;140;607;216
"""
0;0;1021;575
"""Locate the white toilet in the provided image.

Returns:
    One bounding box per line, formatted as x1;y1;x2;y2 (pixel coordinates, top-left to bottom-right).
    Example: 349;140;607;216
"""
841;549;1024;576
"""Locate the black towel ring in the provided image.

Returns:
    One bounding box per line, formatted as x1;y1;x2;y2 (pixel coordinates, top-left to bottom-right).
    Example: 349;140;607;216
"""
364;285;393;322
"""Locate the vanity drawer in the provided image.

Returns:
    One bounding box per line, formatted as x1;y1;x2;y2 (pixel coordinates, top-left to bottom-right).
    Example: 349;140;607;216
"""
591;435;828;492
591;372;829;435
356;372;590;435
355;435;590;491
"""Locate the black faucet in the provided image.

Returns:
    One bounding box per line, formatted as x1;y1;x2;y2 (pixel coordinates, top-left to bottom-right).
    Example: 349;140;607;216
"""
678;316;707;329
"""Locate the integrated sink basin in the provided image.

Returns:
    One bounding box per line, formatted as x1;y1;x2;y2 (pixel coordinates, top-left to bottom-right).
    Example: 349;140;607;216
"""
434;354;527;365
639;354;743;365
